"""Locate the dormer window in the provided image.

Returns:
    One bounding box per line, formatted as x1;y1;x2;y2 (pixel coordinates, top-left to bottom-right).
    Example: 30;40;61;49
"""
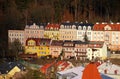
88;26;91;30
60;25;64;29
72;25;76;29
104;25;111;30
78;26;82;30
83;26;86;30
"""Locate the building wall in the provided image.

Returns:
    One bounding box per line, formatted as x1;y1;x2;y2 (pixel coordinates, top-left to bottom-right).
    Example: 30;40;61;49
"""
86;43;107;60
59;29;77;40
8;30;25;45
50;46;62;58
44;30;59;40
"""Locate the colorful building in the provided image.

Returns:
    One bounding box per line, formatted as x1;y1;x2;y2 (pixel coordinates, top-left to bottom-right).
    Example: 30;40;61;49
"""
25;38;51;57
77;23;94;41
93;22;120;51
44;23;60;40
59;22;77;40
24;23;45;41
86;41;108;60
50;40;63;58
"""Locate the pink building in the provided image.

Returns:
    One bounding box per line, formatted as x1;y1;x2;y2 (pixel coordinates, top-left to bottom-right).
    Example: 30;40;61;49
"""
24;23;45;42
50;40;63;58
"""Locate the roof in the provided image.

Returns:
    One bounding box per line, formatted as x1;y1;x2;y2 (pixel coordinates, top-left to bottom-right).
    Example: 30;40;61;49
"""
93;23;120;31
57;66;84;79
60;22;94;29
63;40;75;47
0;62;25;74
57;64;113;79
26;38;51;46
88;41;104;48
26;38;40;46
40;61;72;74
82;62;102;79
98;62;120;75
51;40;63;46
45;23;60;30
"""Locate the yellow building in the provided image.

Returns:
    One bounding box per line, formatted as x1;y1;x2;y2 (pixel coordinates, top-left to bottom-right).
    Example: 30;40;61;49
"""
25;38;51;57
44;23;60;40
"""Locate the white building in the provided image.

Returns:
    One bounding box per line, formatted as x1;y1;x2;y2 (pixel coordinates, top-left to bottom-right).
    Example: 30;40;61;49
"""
8;30;24;45
98;62;120;79
86;41;108;60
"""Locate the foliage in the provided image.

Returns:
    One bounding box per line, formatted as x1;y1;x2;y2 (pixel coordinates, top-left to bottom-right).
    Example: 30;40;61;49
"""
8;39;24;60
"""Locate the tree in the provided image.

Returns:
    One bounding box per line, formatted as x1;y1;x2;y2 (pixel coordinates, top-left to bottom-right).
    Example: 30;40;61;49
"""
83;32;89;42
9;39;24;60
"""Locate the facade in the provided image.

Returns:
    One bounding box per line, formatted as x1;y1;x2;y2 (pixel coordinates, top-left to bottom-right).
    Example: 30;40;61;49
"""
86;41;108;60
77;23;94;41
44;23;60;40
25;38;51;57
98;62;120;79
24;23;45;41
74;41;88;60
59;22;77;40
50;40;63;58
8;30;24;45
62;40;75;59
93;22;120;51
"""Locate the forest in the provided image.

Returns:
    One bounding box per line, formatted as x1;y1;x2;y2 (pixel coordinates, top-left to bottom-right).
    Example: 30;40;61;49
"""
0;0;120;56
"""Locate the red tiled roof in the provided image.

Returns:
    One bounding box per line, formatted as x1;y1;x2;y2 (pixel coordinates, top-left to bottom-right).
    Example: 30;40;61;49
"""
40;61;71;74
82;62;102;79
26;38;40;46
45;23;60;30
93;23;120;31
25;38;51;46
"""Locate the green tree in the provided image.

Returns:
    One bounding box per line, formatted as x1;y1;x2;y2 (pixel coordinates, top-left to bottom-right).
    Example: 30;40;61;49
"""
83;32;89;42
9;39;24;60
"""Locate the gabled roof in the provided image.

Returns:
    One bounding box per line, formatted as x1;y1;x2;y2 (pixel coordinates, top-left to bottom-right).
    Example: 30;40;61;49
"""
0;62;25;74
26;38;51;46
26;38;40;46
40;61;72;74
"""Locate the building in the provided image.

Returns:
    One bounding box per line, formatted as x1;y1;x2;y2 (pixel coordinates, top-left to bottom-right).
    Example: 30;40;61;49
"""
57;66;84;79
59;22;77;40
50;40;63;58
86;41;108;60
93;22;120;51
25;38;51;57
0;62;25;78
57;63;113;79
74;41;88;60
24;23;45;41
98;62;120;79
62;40;75;59
77;23;94;41
44;23;60;40
40;61;74;75
8;30;24;45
